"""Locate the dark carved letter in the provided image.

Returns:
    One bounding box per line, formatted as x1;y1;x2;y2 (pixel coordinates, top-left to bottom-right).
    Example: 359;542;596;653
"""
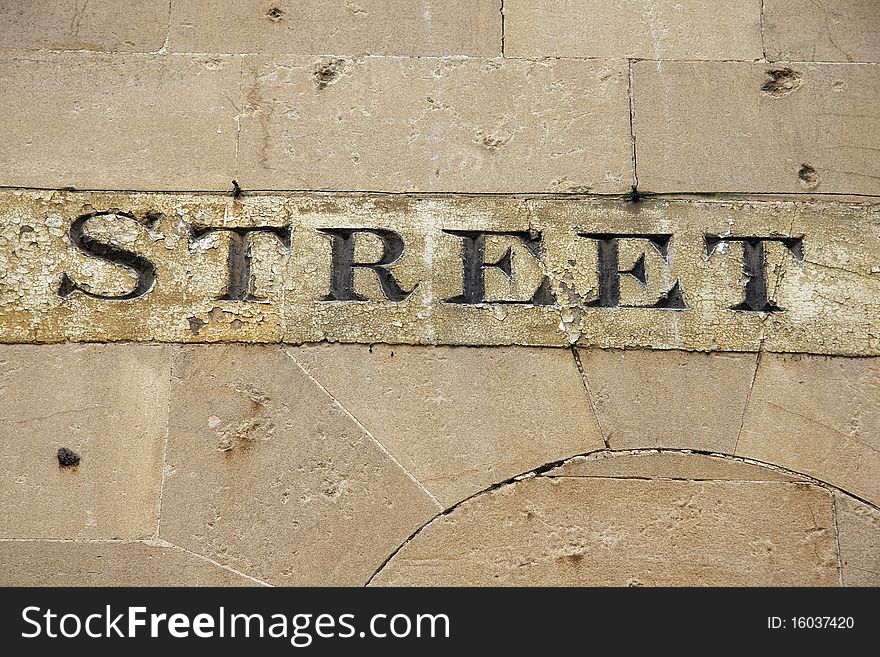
577;233;685;309
705;235;804;311
190;226;292;301
58;212;157;300
443;230;553;305
319;228;415;302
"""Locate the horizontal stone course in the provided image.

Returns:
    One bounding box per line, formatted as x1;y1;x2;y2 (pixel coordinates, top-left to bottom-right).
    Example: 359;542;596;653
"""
1;191;877;355
235;55;631;193
0;52;632;194
169;0;501;56
765;0;880;63
505;0;762;60
0;1;170;52
634;61;880;196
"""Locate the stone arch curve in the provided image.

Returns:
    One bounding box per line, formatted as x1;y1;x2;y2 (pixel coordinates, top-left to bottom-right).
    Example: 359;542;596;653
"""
369;449;880;586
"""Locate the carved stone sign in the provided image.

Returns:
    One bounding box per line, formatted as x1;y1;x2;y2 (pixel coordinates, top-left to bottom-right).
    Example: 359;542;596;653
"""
1;190;877;354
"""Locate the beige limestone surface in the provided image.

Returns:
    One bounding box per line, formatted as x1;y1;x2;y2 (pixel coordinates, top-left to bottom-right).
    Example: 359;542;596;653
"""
835;493;880;586
1;0;879;590
634;61;880;195
0;53;632;194
765;0;880;63
0;541;261;586
1;191;877;355
549;451;798;482
505;0;762;60
372;476;840;586
0;53;240;191
576;350;757;452
158;345;440;585
236;56;632;193
0;344;170;539
289;343;604;506
737;353;880;506
0;1;170;52
169;1;502;56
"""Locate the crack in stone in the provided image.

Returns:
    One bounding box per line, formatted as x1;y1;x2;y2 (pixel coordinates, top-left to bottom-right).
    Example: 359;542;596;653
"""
831;493;845;585
570;346;610;449
733;351;761;457
364;446;880;586
283;349;444;510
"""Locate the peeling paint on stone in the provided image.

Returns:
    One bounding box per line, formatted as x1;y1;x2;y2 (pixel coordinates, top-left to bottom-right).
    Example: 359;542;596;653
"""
0;190;877;355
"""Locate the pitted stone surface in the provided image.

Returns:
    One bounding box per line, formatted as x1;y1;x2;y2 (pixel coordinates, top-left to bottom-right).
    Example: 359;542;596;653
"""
372;476;841;586
505;0;762;60
169;1;502;56
158;345;439;585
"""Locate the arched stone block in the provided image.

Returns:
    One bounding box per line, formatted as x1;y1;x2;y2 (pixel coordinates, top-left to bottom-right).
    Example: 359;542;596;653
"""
372;451;879;586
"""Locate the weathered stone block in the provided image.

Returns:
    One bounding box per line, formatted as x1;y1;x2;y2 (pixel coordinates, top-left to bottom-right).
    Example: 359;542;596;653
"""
236;56;632;193
289;343;603;506
0;1;170;52
0;540;260;586
170;1;501;56
835;493;880;586
0;344;171;539
159;345;440;585
576;350;757;452
765;0;880;63
737;354;880;506
0;53;240;190
1;192;877;356
634;61;880;195
505;0;762;60
372;476;840;585
549;451;798;481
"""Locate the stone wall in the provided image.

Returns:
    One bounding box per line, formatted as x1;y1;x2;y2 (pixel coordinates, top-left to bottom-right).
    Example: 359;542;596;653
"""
1;1;878;586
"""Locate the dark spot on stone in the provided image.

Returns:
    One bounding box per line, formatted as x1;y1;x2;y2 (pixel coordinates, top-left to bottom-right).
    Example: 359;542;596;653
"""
623;185;641;203
761;67;803;98
266;7;284;21
188;316;205;335
313;58;346;90
798;163;819;189
479;132;511;151
143;210;164;229
558;553;585;564
57;447;80;468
